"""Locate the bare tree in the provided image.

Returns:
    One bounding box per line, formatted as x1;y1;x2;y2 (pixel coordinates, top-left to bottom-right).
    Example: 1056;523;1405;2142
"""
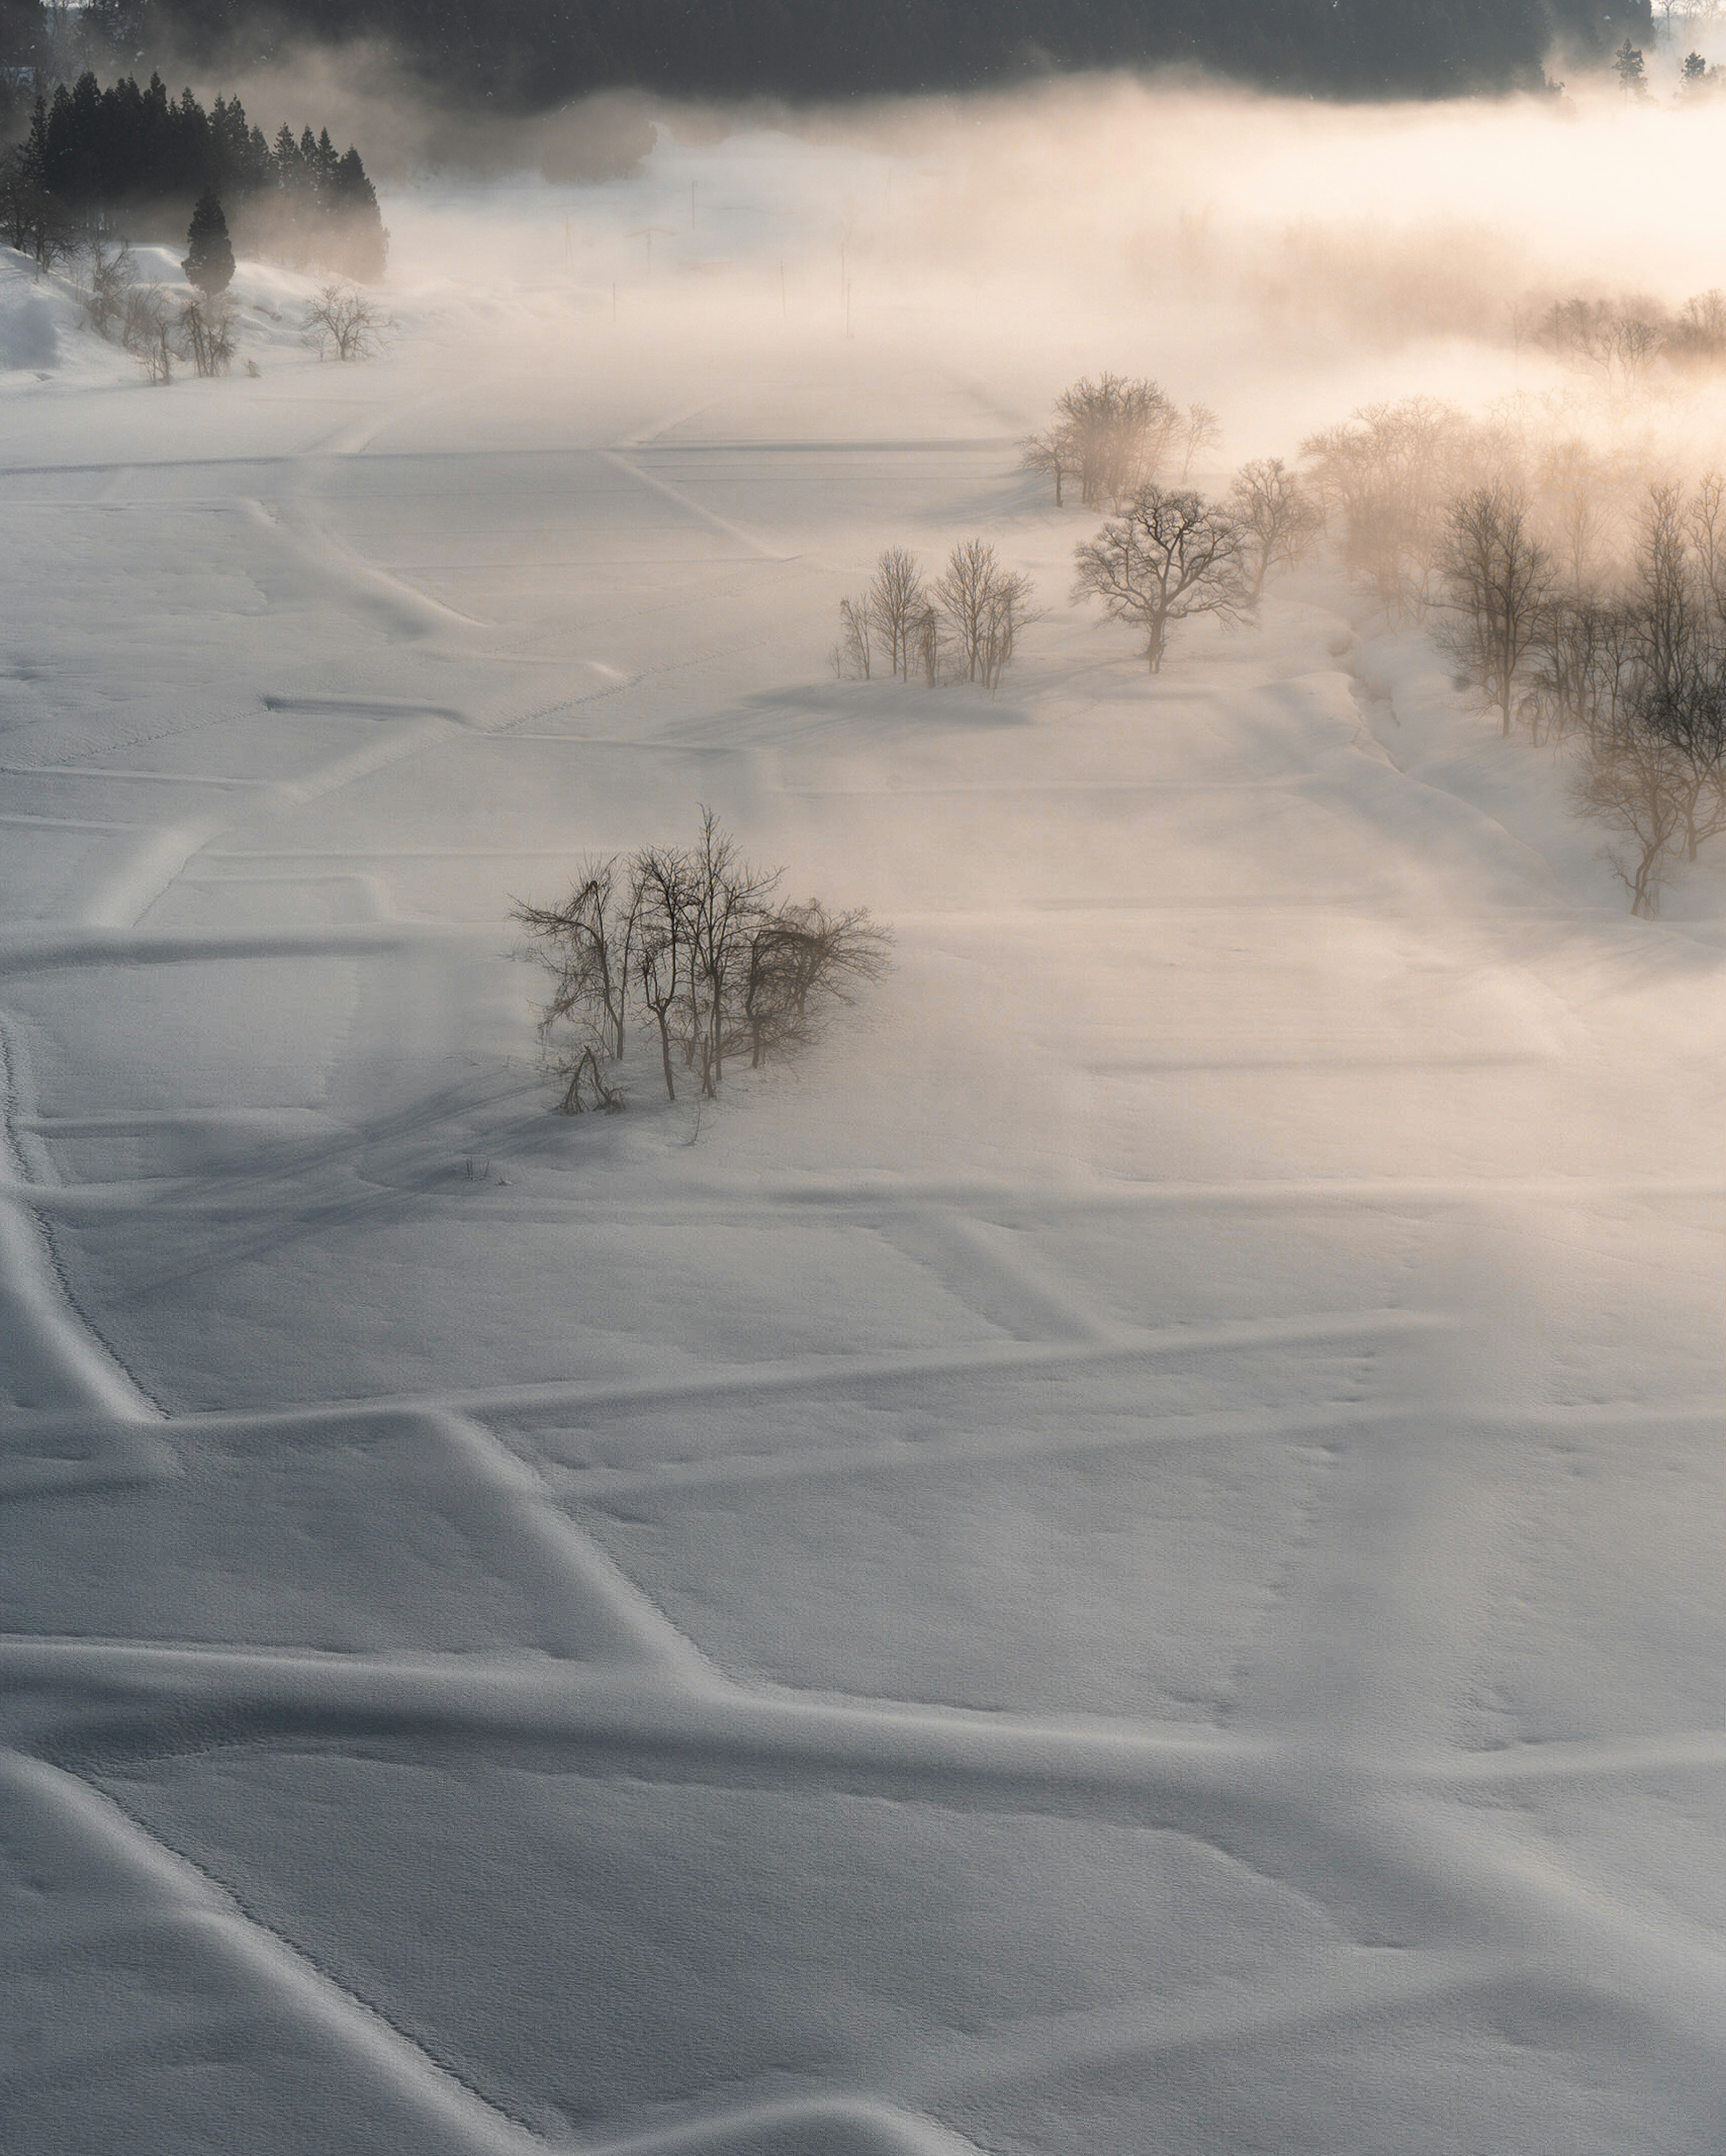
1228;457;1323;602
1025;375;1179;510
914;601;943;685
867;548;926;679
1525;592;1625;745
1302;397;1481;621
121;284;174;384
743;901;892;1067
302;282;391;362
511;856;637;1070
1667;288;1726;369
1071;484;1250;673
177;296;236;379
979;564;1034;692
1019;427;1072;507
1178;402;1222;483
1686;470;1726;625
933;539;1034;689
1435;485;1554;736
631;844;692;1101
833;592;873;679
680;808;782;1097
1537;439;1611;592
1574;696;1692;915
83;238;133;340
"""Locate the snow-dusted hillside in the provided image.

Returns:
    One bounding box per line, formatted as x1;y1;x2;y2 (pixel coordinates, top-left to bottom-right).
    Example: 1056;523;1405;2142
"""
2;95;1724;2156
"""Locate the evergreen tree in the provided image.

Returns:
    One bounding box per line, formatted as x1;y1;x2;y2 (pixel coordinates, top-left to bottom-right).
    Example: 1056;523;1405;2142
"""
182;186;234;295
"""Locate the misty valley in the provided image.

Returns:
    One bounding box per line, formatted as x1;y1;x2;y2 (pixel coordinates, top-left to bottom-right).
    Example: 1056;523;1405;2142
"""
0;20;1723;2156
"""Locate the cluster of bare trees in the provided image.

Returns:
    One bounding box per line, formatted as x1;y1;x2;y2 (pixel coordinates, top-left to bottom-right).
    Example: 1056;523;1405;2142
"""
1022;374;1220;510
1301;397;1487;621
76;241;236;382
1521;288;1726;383
835;542;1034;692
1436;478;1726;913
512;812;890;1111
75;242;384;380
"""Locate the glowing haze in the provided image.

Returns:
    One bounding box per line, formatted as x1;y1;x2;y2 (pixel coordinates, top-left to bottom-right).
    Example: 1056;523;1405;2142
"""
350;71;1726;488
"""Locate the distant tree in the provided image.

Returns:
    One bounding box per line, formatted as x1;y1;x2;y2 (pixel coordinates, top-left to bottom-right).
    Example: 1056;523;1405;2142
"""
1301;396;1480;620
867;547;926;679
1664;288;1726;369
1071;484;1251;672
833;592;873;679
1056;374;1178;508
1228;457;1323;601
1614;36;1647;93
302;280;390;361
1435;484;1553;735
182;188;234;296
1178;402;1223;483
1020;426;1072;507
933;538;1034;689
1575;692;1692;915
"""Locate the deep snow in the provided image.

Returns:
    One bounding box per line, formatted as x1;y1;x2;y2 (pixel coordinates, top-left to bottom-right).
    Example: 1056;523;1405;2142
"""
2;100;1725;2156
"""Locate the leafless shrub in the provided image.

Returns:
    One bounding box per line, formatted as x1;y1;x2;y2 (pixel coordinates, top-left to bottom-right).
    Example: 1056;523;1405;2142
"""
1071;484;1251;673
1228;457;1323;602
302;281;391;362
743;899;893;1069
177;296;236;378
514;814;890;1110
121;284;173;384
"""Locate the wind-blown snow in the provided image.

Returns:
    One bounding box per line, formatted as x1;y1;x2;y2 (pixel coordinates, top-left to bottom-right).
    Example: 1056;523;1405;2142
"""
1;96;1724;2156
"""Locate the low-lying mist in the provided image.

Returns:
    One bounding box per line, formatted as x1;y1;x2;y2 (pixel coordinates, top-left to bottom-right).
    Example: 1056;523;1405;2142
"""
327;71;1726;495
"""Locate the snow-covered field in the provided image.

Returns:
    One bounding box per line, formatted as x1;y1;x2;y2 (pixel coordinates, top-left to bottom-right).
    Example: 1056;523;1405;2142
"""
3;85;1725;2156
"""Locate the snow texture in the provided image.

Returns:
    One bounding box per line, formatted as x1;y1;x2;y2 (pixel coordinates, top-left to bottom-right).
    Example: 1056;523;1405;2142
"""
1;112;1724;2156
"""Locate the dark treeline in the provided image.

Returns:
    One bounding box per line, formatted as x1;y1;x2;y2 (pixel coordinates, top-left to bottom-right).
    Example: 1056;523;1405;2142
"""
0;0;1648;119
2;68;386;276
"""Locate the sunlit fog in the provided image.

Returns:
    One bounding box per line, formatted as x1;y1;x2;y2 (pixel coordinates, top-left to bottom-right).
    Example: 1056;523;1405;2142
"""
2;29;1722;2156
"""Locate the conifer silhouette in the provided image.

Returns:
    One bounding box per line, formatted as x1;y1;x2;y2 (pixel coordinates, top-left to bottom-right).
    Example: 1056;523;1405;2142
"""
182;188;235;296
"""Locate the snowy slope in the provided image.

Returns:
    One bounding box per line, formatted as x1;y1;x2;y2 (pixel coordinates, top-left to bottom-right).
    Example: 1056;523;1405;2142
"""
2;102;1725;2156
